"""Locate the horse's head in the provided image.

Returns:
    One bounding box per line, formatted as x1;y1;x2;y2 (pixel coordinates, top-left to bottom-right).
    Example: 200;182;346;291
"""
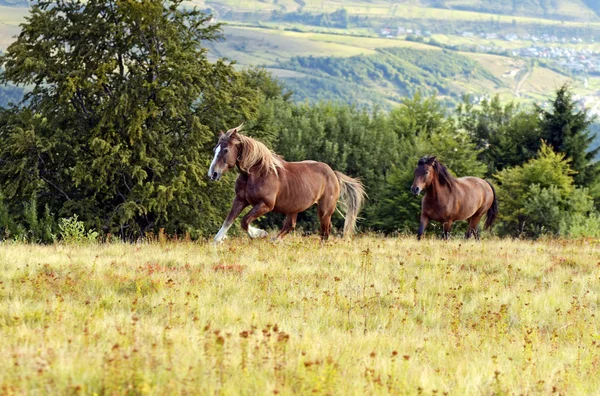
411;156;437;195
208;123;243;181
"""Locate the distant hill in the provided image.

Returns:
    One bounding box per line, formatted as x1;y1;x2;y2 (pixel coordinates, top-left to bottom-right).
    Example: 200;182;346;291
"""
195;0;600;23
275;48;504;109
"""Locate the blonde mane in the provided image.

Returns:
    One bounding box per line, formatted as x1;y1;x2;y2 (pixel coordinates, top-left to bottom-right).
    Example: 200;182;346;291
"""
235;134;283;177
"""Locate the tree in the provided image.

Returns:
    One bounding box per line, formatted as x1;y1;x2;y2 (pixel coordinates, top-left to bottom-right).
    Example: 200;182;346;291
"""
457;95;543;176
0;0;266;240
537;85;600;186
494;142;596;237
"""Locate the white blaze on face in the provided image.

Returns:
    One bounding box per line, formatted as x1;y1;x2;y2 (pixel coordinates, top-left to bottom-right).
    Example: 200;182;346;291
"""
208;146;221;177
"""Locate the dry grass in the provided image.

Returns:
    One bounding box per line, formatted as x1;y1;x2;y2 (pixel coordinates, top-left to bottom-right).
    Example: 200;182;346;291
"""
1;235;599;394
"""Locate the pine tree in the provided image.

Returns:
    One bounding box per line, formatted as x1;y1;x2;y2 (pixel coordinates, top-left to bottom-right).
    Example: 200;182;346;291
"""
537;85;600;186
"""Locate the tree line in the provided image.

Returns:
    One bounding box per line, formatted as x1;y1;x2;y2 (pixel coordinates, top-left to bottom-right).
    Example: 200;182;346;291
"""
0;0;598;242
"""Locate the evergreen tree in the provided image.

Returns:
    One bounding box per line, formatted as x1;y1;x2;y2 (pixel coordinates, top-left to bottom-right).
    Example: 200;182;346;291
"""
0;0;265;240
537;85;599;186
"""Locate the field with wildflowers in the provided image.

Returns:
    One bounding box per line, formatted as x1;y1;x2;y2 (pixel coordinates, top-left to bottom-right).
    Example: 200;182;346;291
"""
1;236;599;394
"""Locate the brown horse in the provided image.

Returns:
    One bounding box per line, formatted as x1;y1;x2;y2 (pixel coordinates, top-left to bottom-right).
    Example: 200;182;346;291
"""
410;156;498;240
208;124;366;242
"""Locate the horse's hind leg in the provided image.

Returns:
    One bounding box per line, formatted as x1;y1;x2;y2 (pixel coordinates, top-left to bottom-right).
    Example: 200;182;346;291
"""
317;200;336;241
241;202;272;239
275;213;298;240
466;214;484;241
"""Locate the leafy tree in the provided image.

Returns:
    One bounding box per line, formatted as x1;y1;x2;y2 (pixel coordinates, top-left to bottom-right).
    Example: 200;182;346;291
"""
457;95;542;176
494;142;596;237
537;85;599;186
0;0;266;240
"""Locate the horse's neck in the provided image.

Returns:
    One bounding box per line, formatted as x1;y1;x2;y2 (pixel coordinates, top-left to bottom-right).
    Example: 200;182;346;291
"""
427;176;451;201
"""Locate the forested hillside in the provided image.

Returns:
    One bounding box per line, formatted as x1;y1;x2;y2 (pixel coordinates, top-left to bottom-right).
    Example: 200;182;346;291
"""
277;48;503;108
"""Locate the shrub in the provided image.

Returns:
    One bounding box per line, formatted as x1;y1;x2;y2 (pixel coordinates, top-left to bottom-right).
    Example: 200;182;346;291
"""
59;215;99;244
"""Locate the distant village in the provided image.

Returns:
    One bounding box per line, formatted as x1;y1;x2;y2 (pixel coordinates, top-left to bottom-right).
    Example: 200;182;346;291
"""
379;27;600;76
378;26;600;115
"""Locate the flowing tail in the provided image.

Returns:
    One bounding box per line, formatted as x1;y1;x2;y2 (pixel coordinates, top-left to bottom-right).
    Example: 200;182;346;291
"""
485;181;499;230
334;171;367;238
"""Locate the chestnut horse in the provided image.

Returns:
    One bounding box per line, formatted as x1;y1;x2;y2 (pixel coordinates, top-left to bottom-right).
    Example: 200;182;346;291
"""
208;124;366;242
411;156;498;240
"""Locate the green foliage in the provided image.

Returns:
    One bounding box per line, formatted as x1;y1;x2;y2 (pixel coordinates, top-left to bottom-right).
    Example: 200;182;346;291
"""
0;194;56;242
494;142;597;237
561;212;600;237
458;95;543;176
537;85;599;186
59;214;98;244
1;3;598;242
273;8;349;28
0;0;269;240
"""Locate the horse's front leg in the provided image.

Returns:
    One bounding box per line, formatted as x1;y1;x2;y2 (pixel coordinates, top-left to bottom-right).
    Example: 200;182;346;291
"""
214;197;248;243
442;221;453;240
241;202;273;239
417;215;429;241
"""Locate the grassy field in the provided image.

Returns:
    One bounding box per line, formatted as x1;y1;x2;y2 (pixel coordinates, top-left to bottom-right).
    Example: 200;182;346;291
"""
1;236;599;394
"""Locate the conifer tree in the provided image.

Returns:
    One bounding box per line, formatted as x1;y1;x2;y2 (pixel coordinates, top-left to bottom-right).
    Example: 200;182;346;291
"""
537;85;599;186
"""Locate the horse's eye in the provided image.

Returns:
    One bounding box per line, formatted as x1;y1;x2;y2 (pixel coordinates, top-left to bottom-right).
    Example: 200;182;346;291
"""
425;171;429;175
223;148;229;154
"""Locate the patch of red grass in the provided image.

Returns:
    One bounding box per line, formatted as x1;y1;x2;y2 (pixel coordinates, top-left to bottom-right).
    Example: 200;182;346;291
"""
212;263;245;274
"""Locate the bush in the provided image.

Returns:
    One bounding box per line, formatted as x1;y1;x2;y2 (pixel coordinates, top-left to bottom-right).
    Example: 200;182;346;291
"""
561;212;600;238
495;142;598;238
59;215;99;244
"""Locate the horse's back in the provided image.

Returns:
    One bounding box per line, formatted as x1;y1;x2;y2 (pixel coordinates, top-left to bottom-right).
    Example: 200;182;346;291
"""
456;176;493;195
274;160;339;213
424;176;494;222
455;176;495;215
284;160;337;179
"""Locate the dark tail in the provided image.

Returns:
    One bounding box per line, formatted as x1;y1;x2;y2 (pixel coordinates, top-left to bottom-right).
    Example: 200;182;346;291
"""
485;181;498;230
334;171;367;238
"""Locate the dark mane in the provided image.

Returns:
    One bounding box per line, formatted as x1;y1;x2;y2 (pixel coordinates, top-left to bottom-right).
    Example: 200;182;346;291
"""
418;155;456;190
435;162;456;189
418;155;435;166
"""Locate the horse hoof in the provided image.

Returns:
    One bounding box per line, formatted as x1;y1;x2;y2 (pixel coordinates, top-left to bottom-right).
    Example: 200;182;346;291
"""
248;227;268;239
213;235;227;244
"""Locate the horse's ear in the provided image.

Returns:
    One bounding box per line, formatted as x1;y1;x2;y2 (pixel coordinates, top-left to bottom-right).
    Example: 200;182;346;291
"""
225;122;244;138
427;156;437;166
219;130;224;137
